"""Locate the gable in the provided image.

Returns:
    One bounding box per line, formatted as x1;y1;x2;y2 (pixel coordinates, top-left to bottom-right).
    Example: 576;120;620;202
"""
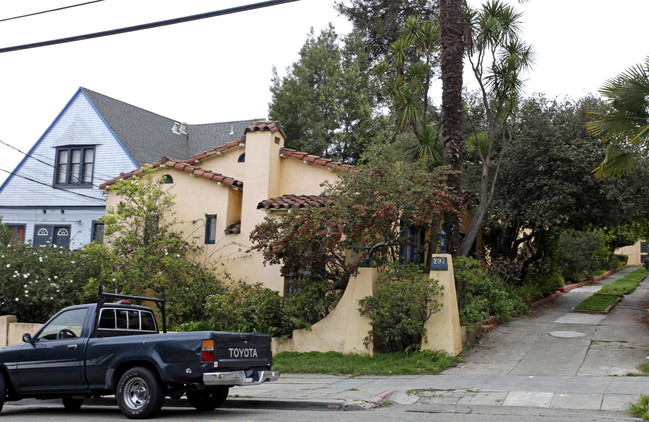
0;89;136;207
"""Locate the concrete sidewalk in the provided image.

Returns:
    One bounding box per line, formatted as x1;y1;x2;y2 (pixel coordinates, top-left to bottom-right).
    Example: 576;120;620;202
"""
229;266;649;413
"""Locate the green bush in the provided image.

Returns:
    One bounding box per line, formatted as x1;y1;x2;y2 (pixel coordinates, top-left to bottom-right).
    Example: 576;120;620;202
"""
610;254;627;269
206;281;284;336
359;263;442;353
283;278;342;331
558;229;606;283
0;244;100;322
455;256;527;327
515;269;563;303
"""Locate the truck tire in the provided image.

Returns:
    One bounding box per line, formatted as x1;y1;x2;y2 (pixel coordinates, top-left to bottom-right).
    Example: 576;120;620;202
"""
186;386;229;411
0;372;6;413
62;397;84;411
116;367;164;419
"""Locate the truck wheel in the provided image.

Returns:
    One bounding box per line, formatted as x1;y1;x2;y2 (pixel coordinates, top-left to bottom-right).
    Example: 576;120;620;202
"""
0;372;6;412
62;397;84;411
186;386;229;411
116;367;164;419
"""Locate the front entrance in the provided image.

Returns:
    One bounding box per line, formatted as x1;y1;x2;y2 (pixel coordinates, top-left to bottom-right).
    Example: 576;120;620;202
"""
34;225;71;248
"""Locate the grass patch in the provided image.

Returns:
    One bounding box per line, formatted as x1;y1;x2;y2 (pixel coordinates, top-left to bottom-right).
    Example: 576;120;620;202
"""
573;294;620;312
272;350;458;376
599;268;647;295
628;394;649;420
573;268;647;312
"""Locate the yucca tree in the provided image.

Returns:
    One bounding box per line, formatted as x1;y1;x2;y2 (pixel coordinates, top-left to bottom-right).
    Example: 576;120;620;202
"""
374;15;443;164
461;0;533;257
587;56;649;177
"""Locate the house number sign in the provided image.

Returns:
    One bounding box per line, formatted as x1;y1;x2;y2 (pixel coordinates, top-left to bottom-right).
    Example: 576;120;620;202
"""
430;256;448;271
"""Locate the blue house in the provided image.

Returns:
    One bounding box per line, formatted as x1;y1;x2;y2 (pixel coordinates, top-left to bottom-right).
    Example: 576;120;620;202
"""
0;87;258;249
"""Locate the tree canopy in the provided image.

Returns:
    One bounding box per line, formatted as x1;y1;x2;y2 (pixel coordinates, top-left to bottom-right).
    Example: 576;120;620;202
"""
269;26;379;164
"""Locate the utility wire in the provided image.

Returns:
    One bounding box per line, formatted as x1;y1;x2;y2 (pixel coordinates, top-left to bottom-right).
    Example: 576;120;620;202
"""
0;139;112;189
0;0;105;23
0;167;104;202
0;0;299;54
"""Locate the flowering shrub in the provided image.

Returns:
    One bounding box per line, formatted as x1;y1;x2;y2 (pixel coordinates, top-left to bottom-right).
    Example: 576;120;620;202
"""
0;243;101;322
250;161;461;301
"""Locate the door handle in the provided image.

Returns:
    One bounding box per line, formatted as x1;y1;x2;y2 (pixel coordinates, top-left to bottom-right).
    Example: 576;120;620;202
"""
67;344;77;350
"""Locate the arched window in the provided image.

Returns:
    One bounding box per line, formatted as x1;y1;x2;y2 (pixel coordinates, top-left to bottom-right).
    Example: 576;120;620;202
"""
237;153;245;163
161;174;173;184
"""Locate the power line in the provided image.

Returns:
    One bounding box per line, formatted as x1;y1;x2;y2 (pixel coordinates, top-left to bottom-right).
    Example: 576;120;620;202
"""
0;167;104;202
0;139;113;189
0;0;105;23
0;0;300;54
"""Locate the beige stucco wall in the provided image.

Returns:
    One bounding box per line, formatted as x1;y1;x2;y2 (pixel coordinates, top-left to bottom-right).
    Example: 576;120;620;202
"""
422;254;462;356
616;240;645;266
274;267;377;355
104;128;342;293
0;316;42;347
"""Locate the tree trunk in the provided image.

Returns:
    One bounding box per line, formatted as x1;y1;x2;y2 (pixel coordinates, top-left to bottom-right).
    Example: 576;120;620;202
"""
439;0;465;256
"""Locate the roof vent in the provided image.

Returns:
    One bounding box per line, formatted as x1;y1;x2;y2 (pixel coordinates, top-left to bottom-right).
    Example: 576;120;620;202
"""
229;125;234;135
172;122;188;135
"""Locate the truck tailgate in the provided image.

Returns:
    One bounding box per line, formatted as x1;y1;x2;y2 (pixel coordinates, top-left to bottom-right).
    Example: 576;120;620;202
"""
210;332;272;369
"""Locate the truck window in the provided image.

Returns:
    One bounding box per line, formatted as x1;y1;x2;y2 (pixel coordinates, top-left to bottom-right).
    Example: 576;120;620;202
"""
127;310;139;329
99;308;116;329
98;308;157;333
116;310;128;329
141;312;156;331
38;308;88;340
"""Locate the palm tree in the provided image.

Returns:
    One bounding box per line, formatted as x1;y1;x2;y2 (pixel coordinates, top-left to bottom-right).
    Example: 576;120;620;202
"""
439;0;465;256
587;56;649;177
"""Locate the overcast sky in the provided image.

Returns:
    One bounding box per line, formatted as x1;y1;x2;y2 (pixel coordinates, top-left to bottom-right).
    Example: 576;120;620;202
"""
0;0;647;185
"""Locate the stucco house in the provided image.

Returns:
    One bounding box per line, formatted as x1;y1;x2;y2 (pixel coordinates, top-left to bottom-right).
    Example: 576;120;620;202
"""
100;121;351;293
0;87;257;249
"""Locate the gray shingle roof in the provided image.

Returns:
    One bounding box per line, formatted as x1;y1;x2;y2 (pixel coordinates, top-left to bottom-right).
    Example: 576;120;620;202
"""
82;88;261;166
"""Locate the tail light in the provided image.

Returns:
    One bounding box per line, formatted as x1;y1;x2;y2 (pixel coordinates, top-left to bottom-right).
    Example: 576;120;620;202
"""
270;340;273;361
201;339;214;362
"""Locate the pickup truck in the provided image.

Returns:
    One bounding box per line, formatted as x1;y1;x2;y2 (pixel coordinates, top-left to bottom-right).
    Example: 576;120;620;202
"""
0;288;279;419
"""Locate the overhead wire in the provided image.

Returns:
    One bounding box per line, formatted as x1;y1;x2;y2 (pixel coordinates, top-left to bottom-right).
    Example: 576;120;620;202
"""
0;0;105;23
0;0;300;54
0;139;115;189
0;166;104;202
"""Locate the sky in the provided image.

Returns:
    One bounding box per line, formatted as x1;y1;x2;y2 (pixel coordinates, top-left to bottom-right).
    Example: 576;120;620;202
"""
0;0;647;185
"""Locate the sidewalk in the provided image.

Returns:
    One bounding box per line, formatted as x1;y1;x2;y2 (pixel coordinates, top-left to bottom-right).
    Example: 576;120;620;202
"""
228;266;649;413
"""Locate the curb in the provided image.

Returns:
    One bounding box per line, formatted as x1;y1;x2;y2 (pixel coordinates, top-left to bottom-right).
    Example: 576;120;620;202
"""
83;396;370;412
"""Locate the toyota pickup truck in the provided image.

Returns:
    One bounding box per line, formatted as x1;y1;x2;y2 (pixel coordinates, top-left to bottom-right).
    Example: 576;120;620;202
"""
0;287;279;419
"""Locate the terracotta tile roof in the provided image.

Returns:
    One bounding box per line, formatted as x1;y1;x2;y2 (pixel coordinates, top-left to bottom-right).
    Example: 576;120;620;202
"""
244;121;287;139
279;148;353;172
183;138;245;164
225;221;241;234
257;194;331;210
99;157;243;190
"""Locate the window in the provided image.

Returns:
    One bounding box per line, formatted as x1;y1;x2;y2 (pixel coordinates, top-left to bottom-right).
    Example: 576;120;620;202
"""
8;225;25;242
161;174;173;184
237;153;246;163
38;308;88;341
205;214;217;244
91;221;104;243
54;146;95;186
97;308;157;333
399;226;426;265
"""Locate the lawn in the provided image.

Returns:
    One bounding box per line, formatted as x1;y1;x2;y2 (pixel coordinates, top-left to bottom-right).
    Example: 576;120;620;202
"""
573;267;647;312
273;350;458;375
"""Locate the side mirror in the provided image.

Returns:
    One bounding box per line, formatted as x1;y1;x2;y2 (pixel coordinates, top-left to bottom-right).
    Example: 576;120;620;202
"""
22;333;34;344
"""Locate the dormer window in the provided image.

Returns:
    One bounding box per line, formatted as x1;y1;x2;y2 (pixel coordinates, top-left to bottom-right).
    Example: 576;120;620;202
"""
54;146;95;187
